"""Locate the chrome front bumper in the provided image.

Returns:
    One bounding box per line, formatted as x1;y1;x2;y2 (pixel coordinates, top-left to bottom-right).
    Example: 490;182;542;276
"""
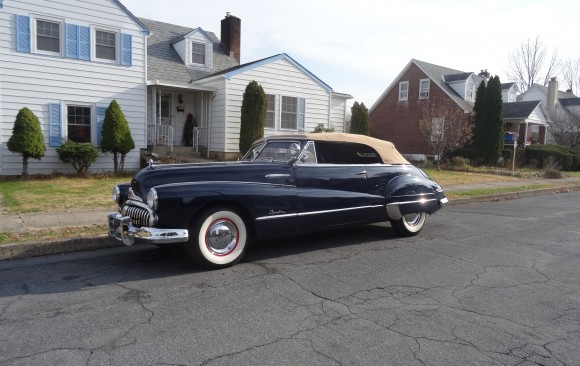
108;212;189;246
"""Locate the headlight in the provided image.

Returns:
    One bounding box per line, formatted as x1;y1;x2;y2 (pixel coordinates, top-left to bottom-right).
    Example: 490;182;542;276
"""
146;188;158;210
112;186;120;203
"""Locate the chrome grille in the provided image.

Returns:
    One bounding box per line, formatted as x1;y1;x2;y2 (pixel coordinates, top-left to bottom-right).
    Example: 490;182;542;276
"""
125;205;151;227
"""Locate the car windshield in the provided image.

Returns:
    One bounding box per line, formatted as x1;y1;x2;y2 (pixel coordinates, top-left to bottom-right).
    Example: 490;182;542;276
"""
242;141;301;162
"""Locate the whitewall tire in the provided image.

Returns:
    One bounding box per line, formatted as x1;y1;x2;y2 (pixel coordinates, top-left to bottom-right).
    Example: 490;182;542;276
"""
391;212;426;237
187;207;248;269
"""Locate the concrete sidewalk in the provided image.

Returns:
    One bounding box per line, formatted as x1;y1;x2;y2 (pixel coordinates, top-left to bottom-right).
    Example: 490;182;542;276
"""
1;176;580;260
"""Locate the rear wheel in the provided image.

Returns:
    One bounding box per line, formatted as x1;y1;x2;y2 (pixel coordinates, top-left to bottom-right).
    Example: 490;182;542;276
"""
391;212;426;237
186;206;248;269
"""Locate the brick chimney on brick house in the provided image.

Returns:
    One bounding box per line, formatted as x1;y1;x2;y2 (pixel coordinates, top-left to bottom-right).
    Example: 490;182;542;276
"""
547;77;558;117
221;13;241;63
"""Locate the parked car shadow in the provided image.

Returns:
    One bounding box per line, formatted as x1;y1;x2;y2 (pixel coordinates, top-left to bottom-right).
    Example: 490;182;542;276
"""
0;223;400;298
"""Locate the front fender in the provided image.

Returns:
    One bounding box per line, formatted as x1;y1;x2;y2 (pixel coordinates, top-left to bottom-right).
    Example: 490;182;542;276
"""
384;175;445;218
152;181;297;230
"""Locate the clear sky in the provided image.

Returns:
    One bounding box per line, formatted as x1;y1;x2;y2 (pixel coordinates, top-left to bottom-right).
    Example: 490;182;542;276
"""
122;0;578;108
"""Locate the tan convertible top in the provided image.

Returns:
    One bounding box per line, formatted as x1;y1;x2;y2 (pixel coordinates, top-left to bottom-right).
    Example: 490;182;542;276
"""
261;132;409;164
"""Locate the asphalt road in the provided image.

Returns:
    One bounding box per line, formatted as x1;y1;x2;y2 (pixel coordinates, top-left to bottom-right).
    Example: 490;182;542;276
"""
1;193;579;366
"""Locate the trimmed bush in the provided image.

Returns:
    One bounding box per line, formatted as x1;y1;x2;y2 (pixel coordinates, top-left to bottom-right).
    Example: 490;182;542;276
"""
57;140;99;176
7;107;46;178
312;123;335;133
239;81;266;155
101;100;134;174
525;144;580;171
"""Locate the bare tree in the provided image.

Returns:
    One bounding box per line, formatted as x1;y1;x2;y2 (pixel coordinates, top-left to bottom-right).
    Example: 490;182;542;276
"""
549;108;580;148
507;36;560;93
419;97;473;169
561;58;580;95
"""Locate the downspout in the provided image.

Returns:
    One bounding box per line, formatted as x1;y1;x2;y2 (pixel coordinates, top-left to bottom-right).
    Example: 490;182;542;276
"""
328;93;332;129
523;122;528;149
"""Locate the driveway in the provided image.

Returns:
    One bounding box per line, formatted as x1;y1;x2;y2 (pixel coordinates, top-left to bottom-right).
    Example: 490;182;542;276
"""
1;192;579;365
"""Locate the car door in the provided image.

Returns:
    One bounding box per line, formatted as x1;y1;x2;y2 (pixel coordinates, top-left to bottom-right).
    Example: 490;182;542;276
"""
293;142;371;232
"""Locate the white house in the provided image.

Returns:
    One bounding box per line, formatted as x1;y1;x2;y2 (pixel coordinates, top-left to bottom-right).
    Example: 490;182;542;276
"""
141;15;352;160
0;2;352;176
0;0;149;175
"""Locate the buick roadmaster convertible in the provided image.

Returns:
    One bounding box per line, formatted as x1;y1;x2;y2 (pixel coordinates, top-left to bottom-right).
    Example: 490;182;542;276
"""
108;133;447;269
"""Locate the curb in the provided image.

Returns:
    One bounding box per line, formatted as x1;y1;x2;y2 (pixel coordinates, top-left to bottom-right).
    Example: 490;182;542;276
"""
1;185;579;261
0;235;119;261
447;185;580;206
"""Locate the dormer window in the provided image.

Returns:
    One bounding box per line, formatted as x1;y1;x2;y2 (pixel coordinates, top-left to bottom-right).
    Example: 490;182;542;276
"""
191;42;206;65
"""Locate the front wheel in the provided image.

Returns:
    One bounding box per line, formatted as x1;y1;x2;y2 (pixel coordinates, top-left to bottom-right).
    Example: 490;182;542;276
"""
391;212;426;237
187;207;248;269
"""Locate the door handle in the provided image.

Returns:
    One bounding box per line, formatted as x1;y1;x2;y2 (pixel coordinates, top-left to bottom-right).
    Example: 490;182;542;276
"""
265;174;291;179
356;171;367;176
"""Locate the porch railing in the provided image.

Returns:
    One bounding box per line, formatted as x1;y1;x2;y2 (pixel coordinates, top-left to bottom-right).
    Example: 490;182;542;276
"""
147;124;174;152
193;127;207;152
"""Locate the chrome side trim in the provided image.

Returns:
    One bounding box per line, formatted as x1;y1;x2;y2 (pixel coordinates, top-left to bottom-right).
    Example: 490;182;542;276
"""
255;205;384;221
108;212;189;246
265;174;291;179
386;198;437;206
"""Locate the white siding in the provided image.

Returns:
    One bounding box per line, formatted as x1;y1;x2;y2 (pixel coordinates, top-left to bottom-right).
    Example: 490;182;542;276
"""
172;39;186;64
528;105;548;125
329;95;347;132
0;0;147;175
520;87;547;103
448;81;466;100
200;77;227;152
199;58;335;153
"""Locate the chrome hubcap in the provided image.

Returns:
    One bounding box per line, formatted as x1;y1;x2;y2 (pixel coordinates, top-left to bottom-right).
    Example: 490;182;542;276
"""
403;213;422;227
205;219;239;256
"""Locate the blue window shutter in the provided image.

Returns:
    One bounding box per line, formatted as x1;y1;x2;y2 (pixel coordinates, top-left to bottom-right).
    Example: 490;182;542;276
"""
65;24;79;59
49;103;62;147
297;98;305;132
16;15;31;53
120;33;132;66
97;106;107;145
79;26;90;60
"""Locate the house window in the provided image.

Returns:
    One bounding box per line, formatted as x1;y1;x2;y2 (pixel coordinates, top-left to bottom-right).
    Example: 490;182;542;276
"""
419;79;430;99
399;81;409;101
265;94;276;128
431;117;444;142
281;96;297;130
67;106;92;143
192;42;206;64
96;30;116;60
466;89;474;101
36;19;60;53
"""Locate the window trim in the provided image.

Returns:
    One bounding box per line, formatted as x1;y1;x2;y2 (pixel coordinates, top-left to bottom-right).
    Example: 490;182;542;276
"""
31;15;63;56
190;41;206;66
92;27;119;63
280;95;298;131
64;103;95;144
419;79;430;99
398;81;409;101
265;94;276;129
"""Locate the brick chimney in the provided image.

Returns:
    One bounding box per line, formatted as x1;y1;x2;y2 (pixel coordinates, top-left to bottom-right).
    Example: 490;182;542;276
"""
547;77;558;117
221;12;241;63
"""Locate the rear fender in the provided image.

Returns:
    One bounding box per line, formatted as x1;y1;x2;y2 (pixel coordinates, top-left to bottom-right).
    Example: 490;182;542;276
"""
384;175;442;219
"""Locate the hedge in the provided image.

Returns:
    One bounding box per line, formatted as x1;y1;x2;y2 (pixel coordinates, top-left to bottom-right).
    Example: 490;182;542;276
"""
525;144;580;171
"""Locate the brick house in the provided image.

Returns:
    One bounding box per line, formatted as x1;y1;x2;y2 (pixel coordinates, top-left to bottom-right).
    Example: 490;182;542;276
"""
369;59;550;160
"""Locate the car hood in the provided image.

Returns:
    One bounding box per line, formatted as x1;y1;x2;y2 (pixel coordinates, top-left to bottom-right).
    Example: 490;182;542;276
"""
131;161;291;197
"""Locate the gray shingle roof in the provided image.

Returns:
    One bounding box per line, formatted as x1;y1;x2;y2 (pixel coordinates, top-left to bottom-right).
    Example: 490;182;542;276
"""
138;17;239;86
503;101;541;119
443;72;473;82
560;98;580;107
501;82;515;90
413;59;484;112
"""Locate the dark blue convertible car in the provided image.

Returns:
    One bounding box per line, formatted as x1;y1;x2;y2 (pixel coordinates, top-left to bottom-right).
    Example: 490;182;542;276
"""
108;133;447;268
